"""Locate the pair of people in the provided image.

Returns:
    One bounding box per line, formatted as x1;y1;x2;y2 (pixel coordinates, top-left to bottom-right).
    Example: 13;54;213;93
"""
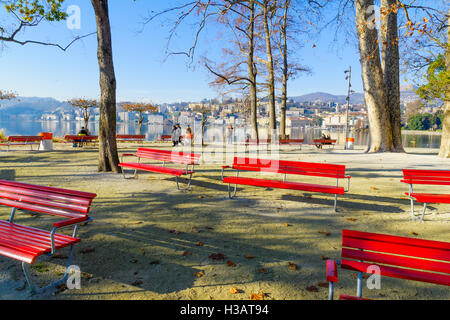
172;124;182;146
73;127;90;148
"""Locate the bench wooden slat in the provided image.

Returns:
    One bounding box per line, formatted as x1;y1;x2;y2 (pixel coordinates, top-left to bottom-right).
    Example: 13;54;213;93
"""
223;176;345;195
0;222;80;264
342;248;450;275
407;193;450;204
341;259;450;287
118;163;193;177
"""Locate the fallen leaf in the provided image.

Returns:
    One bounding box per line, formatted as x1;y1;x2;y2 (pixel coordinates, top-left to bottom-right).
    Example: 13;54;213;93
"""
131;280;143;286
283;223;292;227
353;273;370;280
209;253;225;260
409;231;418;236
347;218;357;222
191;227;201;233
288;262;298;270
196;241;203;246
51;253;68;260
317;282;329;288
230;287;241;294
56;284;68;293
169;230;181;235
245;254;255;259
318;231;331;236
149;260;160;265
182;251;192;256
258;268;268;274
81;247;95;254
193;271;204;278
306;285;319;292
133;221;143;225
370;186;378;190
227;260;236;267
250;293;264;300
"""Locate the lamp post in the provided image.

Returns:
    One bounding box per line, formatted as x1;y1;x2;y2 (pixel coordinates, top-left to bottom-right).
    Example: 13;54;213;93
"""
344;67;353;150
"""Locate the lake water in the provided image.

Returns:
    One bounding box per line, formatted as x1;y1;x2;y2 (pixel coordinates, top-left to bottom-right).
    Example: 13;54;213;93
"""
0;120;442;149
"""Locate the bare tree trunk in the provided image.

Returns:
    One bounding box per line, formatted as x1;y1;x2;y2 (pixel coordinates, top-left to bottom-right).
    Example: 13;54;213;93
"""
248;0;259;141
280;0;289;140
380;0;404;152
138;111;143;136
355;0;393;152
262;0;277;140
91;0;121;173
439;11;450;158
83;108;90;130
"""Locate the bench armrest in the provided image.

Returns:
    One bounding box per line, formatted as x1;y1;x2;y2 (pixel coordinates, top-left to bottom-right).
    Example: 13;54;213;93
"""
53;216;89;228
121;153;136;163
345;176;351;192
221;166;231;180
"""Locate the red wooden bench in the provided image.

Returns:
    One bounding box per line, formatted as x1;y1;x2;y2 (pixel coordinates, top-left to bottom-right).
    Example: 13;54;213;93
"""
312;139;336;149
401;169;450;221
0;179;97;294
64;135;98;147
244;139;271;146
157;135;172;142
221;157;351;211
116;134;145;143
119;148;200;190
326;229;450;300
279;138;304;145
0;136;43;150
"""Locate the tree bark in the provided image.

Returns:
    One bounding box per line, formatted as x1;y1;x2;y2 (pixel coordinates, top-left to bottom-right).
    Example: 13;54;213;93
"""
91;0;121;172
279;0;289;140
248;0;259;140
261;0;277;140
355;0;394;152
380;0;404;152
438;10;450;158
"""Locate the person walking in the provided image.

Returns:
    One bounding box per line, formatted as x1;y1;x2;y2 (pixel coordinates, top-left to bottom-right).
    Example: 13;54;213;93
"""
171;125;178;147
185;125;193;146
176;124;182;145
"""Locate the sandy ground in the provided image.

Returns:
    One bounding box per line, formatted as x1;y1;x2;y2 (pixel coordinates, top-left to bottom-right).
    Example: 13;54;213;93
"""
0;141;449;300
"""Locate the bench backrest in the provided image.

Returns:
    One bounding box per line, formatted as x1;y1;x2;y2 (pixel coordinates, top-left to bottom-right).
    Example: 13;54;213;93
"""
402;169;450;186
136;148;200;165
64;135;98;141
0;180;97;220
8;136;43;143
231;157;346;179
341;229;450;286
279;139;304;144
314;139;336;144
117;135;145;140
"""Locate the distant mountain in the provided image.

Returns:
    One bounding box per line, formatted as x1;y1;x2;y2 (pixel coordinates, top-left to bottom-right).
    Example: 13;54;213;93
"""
290;90;419;105
0;97;71;114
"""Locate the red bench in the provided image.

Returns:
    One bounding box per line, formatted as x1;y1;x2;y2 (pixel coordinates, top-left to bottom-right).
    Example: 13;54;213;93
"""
116;134;146;142
326;229;450;300
221;157;351;211
119;148;200;190
244;139;271;146
0;136;43;150
157;135;172;142
401;169;450;221
64;135;98;147
0;179;97;294
279;139;304;145
313;139;336;149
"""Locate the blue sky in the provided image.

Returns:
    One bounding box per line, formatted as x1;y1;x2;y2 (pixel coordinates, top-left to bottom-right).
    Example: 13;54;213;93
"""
0;0;365;104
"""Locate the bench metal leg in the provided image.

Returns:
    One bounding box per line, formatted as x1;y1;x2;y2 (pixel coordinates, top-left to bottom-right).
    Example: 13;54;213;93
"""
22;243;76;295
227;183;238;199
419;203;427;222
121;168;138;179
176;174;193;191
356;272;363;298
334;195;338;212
328;282;334;300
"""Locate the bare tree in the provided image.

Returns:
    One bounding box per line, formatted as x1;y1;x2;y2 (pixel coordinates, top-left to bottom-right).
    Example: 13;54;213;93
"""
120;102;158;135
68;98;99;130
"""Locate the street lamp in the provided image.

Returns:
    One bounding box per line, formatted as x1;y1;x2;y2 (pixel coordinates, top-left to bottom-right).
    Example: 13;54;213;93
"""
344;67;354;150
